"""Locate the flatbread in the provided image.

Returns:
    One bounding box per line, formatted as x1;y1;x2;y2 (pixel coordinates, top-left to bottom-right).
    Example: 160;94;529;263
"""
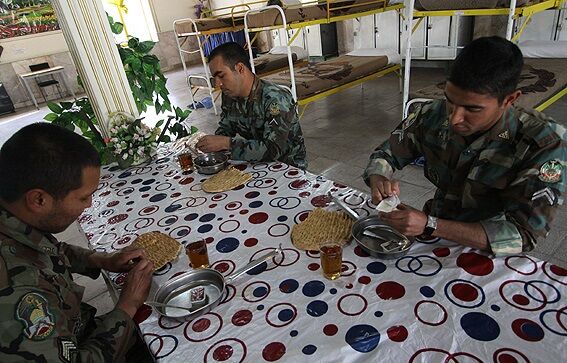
202;166;252;193
291;208;353;251
131;231;182;270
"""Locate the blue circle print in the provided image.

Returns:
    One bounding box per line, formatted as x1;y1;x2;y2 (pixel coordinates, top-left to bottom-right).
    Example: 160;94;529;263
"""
278;309;294;322
345;325;380;353
302;345;317;355
306;300;328;317
522;321;545;340
420;286;435;298
199;213;216;222
374;311;383;318
491;305;500;312
118;171;132;178
197;224;213;233
460;312;500;341
165;204;181;213
249;201;263;208
290;330;298;337
139;186;151;192
329;288;337;295
257;305;264;311
131;178;143;184
367;262;387;274
216;237;239;253
277;216;288;222
142;178;155;185
149;193;167;202
302;281;325;297
253;286;268;298
279;279;299;294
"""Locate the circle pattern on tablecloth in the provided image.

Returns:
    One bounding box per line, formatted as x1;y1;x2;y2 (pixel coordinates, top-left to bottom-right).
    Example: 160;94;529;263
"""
266;303;297;328
337;294;368;316
242;281;271;302
414;300;448;326
184;312;223;342
444;279;485;309
144;333;178;359
204;338;247;363
396;255;442;276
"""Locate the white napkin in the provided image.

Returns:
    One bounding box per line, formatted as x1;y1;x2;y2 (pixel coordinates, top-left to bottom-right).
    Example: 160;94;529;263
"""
376;195;400;213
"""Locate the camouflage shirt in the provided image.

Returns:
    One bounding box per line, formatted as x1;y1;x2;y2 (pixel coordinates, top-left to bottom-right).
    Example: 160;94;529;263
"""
364;100;567;256
0;207;137;362
216;76;307;169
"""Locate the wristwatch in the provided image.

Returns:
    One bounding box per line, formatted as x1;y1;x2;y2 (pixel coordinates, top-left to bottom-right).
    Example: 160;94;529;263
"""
423;215;438;237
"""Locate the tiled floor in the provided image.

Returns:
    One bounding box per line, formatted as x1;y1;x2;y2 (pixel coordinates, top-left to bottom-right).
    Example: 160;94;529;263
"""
3;64;567;315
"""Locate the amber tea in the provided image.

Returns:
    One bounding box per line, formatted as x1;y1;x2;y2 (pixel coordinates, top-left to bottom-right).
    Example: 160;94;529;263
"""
186;239;209;268
320;243;342;280
178;152;193;170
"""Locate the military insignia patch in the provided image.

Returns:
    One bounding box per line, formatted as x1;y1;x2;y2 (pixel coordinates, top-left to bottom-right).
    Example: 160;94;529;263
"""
538;160;562;183
58;337;77;363
16;292;55;340
498;130;509;140
269;102;280;116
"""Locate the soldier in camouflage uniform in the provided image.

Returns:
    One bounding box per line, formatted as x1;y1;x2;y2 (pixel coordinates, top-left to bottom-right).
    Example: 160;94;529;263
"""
195;42;307;169
364;37;566;256
0;123;155;362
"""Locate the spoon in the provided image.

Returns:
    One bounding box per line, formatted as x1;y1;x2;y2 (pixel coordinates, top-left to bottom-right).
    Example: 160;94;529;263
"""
146;301;194;312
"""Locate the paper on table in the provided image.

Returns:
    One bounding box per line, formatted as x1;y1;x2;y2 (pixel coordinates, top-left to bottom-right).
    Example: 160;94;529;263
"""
376;195;400;213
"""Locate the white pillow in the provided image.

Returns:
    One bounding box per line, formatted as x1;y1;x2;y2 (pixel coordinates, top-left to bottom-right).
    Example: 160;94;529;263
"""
519;40;567;59
346;48;401;64
269;45;309;60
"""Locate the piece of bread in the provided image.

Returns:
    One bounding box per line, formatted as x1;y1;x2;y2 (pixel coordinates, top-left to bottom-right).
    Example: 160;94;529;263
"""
131;231;182;270
291;208;353;251
202;166;252;193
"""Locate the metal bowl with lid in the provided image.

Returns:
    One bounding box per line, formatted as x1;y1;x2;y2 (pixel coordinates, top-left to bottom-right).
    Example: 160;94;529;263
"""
194;152;228;174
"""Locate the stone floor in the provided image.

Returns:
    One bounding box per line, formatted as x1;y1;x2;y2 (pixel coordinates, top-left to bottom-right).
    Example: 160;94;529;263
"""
1;64;566;315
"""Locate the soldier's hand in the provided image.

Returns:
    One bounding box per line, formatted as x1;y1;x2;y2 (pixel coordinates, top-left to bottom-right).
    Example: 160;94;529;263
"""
369;174;400;204
105;247;148;272
379;204;427;236
116;259;154;318
195;135;231;152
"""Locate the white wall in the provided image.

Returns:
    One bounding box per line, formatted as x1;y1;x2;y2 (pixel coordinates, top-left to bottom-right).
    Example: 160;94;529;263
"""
0;31;69;64
149;0;198;33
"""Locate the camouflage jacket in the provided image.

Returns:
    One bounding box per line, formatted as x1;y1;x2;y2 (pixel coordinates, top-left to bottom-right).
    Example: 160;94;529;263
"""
0;207;137;362
216;76;307;169
364;100;567;256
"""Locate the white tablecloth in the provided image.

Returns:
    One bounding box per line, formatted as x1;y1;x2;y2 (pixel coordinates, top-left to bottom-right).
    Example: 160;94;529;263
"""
79;146;567;362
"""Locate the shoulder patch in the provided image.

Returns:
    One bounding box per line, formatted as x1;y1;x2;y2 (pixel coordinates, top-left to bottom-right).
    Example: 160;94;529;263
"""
269;102;280;116
16;292;55;340
538;160;563;183
58;337;77;363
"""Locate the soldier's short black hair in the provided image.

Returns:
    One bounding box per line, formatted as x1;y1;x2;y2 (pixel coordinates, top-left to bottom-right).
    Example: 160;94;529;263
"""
0;123;100;203
448;36;523;103
208;42;252;71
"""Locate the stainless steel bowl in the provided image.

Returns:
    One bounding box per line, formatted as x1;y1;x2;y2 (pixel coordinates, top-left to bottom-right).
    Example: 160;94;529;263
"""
194;152;228;174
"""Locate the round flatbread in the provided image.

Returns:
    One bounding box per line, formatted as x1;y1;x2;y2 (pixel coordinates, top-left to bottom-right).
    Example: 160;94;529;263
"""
291;208;353;251
131;231;182;270
202;166;252;193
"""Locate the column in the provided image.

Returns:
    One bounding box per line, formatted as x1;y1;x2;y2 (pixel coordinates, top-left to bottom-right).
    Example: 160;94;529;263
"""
51;0;138;138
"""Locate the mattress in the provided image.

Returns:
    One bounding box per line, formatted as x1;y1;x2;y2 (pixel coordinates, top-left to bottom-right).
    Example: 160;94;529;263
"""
246;0;390;28
411;58;567;110
262;54;391;99
254;53;300;74
415;0;542;11
174;17;244;35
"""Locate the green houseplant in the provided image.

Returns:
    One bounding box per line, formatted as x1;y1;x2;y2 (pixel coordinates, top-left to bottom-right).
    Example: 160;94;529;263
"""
44;15;193;166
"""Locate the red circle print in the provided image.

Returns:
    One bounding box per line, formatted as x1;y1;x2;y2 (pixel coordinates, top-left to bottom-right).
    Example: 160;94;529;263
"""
192;318;211;332
248;212;268;224
451;283;479;302
457;252;494;276
376;281;405;300
323;324;338;336
387;325;408;342
244;238;258;247
433;247;450;257
232;310;253;326
262;342;286;361
212;345;233;361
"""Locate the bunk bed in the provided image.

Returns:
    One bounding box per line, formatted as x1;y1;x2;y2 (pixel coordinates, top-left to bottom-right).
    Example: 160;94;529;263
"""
402;0;566;117
174;0;404;114
243;2;404;112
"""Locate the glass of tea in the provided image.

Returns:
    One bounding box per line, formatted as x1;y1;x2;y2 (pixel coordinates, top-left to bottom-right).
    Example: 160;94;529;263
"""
177;151;193;170
320;242;342;280
186;239;209;269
